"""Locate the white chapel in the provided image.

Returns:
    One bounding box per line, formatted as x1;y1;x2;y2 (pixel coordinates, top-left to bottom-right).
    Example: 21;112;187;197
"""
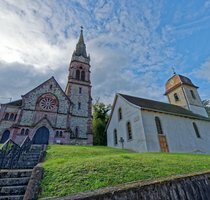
106;74;210;153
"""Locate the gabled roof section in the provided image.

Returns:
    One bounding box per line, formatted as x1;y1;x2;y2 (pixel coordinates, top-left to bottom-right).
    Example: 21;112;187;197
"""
119;93;210;121
22;76;72;104
3;99;22;107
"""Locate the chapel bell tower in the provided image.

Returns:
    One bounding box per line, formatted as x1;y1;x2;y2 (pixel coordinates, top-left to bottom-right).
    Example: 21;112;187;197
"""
165;73;208;117
65;27;92;144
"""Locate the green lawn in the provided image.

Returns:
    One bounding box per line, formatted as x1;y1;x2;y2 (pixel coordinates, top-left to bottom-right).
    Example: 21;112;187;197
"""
40;145;210;198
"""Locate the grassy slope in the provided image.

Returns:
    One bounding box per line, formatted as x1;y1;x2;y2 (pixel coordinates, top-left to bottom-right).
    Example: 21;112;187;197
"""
40;145;210;198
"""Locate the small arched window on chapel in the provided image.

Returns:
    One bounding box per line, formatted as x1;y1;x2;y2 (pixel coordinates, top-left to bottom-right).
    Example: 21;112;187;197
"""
76;70;80;80
114;129;118;145
190;90;196;99
174;93;179;101
193;122;201;138
127;122;133;140
155;117;163;135
118;108;122;121
81;71;85;81
75;127;79;138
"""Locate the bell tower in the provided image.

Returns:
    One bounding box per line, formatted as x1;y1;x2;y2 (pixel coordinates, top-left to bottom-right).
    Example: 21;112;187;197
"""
165;73;208;117
65;27;92;144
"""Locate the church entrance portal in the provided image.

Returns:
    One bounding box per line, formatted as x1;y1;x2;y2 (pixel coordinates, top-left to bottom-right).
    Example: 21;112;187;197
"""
33;126;49;144
0;130;10;143
158;135;169;152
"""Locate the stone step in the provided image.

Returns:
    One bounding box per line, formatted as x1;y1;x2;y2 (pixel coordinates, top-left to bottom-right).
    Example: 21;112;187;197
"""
0;170;32;179
0;195;24;200
0;185;26;195
0;177;29;187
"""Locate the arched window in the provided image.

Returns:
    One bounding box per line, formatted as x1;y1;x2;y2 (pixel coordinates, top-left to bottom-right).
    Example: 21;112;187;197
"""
127;122;132;140
155;117;163;135
55;131;59;137
59;131;63;137
21;129;25;135
118;108;122;121
14;114;17;121
25;129;29;135
114;129;118;145
78;102;81;110
75;127;79;138
4;113;9;120
190;90;196;99
81;71;85;81
9;113;14;121
76;70;80;80
193;122;201;138
174;93;179;101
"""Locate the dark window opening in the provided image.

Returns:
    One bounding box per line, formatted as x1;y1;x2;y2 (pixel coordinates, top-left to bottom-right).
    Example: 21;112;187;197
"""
114;129;118;145
79;87;82;94
78;102;81;110
14;114;17;121
155;117;163;135
193;122;201;138
9;113;14;121
25;129;29;135
21;129;25;135
55;131;59;137
81;71;85;81
4;113;9;120
174;93;179;101
76;70;80;80
75;127;79;138
118;108;122;120
60;131;63;137
127;122;132;140
190;90;196;99
50;84;53;90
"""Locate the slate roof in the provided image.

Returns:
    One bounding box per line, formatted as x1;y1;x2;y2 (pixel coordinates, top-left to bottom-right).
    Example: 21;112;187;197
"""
119;93;210;121
3;99;22;107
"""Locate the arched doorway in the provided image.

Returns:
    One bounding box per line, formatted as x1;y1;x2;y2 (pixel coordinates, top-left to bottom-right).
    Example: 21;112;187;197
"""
33;126;49;144
0;130;10;143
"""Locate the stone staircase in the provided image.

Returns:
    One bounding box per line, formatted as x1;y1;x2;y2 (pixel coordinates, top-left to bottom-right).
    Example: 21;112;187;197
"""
0;169;32;200
0;144;44;200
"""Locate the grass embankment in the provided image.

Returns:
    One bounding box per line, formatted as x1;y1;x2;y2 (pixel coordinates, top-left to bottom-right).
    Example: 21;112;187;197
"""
40;145;210;198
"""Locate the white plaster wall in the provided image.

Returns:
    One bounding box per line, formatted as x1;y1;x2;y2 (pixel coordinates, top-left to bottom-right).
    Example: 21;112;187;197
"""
141;110;210;153
107;95;147;152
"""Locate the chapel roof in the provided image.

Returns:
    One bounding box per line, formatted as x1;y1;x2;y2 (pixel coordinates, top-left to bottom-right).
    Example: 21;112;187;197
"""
119;93;210;121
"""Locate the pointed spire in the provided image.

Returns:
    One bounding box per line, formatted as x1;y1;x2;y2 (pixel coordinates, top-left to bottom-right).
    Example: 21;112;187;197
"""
74;26;88;58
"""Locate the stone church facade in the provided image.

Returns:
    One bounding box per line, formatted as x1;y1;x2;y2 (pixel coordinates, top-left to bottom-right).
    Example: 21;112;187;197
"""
107;74;210;153
0;29;93;145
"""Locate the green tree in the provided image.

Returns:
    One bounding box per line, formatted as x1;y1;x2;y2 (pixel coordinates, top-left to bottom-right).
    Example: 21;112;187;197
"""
202;100;210;117
92;100;111;145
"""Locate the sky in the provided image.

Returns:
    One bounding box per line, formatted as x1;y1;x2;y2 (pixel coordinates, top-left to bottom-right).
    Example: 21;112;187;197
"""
0;0;210;104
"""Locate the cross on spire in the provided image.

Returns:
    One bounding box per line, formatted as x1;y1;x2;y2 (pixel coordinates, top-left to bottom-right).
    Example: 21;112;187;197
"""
172;67;176;75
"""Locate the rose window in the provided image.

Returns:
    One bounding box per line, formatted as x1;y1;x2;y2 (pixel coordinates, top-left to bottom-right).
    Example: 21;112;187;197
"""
40;97;57;111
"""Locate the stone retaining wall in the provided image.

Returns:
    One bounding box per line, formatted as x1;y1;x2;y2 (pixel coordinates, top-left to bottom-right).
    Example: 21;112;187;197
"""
43;171;210;200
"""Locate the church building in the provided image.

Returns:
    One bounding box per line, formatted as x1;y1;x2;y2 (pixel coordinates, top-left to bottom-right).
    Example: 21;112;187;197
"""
0;29;93;145
107;74;210;153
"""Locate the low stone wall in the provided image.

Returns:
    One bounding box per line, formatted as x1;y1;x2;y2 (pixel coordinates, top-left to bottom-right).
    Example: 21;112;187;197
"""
43;171;210;200
24;164;44;200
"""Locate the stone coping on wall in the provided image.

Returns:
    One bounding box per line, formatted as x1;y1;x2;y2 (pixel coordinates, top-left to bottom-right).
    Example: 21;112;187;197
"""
41;170;210;200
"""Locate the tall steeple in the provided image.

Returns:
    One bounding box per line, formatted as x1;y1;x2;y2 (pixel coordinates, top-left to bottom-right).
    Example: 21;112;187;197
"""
65;27;92;145
73;26;88;58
